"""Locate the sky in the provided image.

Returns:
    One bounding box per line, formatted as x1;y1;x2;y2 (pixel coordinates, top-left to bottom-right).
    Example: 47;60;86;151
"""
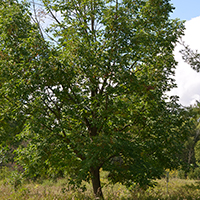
169;0;200;106
170;0;200;20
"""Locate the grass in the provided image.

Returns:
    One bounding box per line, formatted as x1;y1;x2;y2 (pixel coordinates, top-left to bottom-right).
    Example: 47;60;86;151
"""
1;170;200;199
144;178;200;200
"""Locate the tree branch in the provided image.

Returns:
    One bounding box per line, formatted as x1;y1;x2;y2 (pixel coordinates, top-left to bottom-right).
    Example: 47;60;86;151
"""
32;0;44;39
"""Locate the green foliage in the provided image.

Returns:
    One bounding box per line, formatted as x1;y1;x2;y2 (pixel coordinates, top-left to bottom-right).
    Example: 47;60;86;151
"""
0;166;10;180
178;102;200;175
177;170;186;179
181;42;200;72
14;129;76;181
0;0;188;198
195;138;200;167
188;168;200;180
9;170;23;191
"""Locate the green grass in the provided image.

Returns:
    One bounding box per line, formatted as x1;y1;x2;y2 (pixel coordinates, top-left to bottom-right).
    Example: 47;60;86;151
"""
1;171;200;199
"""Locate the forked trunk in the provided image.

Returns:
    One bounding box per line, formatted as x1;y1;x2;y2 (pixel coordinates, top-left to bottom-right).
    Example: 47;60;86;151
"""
90;167;104;199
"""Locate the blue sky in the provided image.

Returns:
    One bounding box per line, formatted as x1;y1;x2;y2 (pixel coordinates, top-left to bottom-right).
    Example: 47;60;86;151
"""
170;0;200;20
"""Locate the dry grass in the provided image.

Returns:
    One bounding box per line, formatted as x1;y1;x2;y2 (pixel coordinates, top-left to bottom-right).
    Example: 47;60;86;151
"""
1;172;200;199
137;178;200;200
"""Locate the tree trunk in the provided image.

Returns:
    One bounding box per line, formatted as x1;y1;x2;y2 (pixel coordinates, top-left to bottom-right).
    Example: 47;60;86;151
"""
90;167;104;199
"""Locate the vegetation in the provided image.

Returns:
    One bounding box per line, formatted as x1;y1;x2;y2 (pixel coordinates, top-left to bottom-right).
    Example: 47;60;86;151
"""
177;102;200;176
1;168;200;199
1;0;200;199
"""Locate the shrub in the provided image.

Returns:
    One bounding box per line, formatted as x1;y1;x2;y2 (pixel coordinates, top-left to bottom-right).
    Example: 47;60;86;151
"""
9;170;23;191
177;170;186;179
0;166;10;180
188;167;200;180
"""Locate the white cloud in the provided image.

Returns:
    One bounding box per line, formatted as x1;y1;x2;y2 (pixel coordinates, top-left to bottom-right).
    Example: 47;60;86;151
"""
170;16;200;106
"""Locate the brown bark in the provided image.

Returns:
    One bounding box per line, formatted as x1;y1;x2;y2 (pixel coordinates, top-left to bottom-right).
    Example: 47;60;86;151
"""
90;167;104;199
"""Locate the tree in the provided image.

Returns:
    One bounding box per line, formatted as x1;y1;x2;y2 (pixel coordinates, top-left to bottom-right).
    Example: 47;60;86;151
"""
179;31;200;175
180;42;200;72
0;0;187;198
177;103;200;176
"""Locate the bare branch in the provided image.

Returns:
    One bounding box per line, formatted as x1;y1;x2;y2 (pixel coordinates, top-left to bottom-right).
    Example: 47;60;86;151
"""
32;0;45;39
45;5;63;26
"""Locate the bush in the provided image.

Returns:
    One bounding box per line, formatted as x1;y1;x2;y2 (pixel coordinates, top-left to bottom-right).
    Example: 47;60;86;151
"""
188;167;200;180
9;170;23;191
177;170;186;179
0;166;10;180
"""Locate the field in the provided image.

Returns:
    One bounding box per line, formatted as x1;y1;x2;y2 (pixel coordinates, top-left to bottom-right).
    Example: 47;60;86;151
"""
1;170;200;199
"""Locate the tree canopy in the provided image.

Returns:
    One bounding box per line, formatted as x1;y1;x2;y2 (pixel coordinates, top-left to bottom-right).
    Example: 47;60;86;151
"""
0;0;188;198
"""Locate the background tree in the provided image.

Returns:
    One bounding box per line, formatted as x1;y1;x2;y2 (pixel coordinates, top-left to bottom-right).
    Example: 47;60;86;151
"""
0;0;187;198
179;37;200;177
177;103;200;176
180;42;200;72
